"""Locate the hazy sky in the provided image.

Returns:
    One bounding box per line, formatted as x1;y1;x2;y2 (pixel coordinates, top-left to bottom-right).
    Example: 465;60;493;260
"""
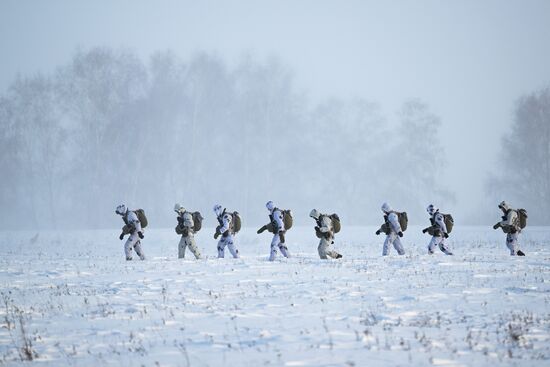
1;0;549;218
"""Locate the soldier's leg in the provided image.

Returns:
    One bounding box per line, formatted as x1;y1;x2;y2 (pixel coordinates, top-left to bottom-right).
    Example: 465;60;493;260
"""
124;236;135;260
438;238;453;255
226;236;239;258
382;234;393;256
187;236;201;259
428;236;438;254
217;238;226;258
124;233;142;260
269;234;280;261
133;240;146;260
178;236;186;259
325;245;340;259
318;238;329;259
278;239;290;258
393;236;405;255
506;233;518;256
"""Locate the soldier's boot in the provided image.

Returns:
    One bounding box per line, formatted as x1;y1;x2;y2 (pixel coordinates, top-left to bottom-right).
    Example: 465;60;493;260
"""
279;244;290;258
134;242;146;260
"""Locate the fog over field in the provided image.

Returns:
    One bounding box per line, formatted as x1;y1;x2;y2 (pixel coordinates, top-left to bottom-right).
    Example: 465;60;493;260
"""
1;0;550;229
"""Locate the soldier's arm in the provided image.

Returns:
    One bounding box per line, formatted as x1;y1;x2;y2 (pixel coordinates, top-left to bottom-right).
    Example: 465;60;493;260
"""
422;225;435;233
274;210;285;232
388;213;402;233
219;216;231;233
435;213;447;234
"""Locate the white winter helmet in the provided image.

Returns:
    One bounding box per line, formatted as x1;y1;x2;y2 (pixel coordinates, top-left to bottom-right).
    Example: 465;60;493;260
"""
309;209;320;220
381;202;392;213
174;203;185;214
266;201;275;212
426;204;438;216
213;204;222;214
115;204;127;215
498;201;510;211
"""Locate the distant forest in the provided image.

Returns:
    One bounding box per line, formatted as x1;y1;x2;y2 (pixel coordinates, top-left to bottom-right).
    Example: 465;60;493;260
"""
1;47;546;229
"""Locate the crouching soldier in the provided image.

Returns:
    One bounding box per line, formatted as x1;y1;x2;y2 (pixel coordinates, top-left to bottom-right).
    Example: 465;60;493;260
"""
213;204;240;258
422;204;453;255
309;209;342;259
174;203;202;259
375;203;406;256
492;201;526;256
116;204;146;261
257;201;292;261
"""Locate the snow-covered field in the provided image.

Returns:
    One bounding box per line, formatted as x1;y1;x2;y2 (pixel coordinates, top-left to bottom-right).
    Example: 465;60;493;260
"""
1;226;549;366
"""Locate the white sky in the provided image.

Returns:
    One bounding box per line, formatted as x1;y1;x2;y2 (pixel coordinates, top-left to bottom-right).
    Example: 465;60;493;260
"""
1;0;549;218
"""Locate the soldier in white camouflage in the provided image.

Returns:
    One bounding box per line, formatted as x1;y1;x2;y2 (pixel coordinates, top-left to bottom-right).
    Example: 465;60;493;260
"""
375;203;405;256
309;209;342;259
174;203;201;259
422;204;453;256
214;204;240;258
493;201;526;256
116;204;146;261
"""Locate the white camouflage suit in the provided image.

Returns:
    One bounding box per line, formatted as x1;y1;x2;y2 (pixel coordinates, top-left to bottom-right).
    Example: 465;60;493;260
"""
215;206;239;258
316;214;341;259
497;201;523;256
381;204;405;256
427;208;453;255
268;205;290;261
177;211;201;259
118;207;145;261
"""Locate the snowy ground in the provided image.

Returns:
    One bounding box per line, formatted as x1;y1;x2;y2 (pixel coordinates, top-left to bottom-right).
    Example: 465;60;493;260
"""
0;226;549;366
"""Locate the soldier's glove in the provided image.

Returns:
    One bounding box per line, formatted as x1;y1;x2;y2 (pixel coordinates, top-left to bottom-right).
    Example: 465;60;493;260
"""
375;230;381;235
398;231;403;237
279;231;285;243
214;227;221;239
422;228;428;234
257;225;268;234
119;233;125;240
492;223;500;230
138;231;144;239
443;232;449;238
177;216;184;224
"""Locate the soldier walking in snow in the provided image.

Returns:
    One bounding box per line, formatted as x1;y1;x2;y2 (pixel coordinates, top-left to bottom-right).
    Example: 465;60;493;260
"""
309;209;342;259
257;201;292;261
492;201;526;256
174;203;202;259
213;204;240;258
375;203;406;256
116;204;146;261
422;204;453;255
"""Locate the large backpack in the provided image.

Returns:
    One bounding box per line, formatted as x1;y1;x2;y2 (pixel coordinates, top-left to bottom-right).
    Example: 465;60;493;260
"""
380;212;407;233
329;213;341;233
427;213;453;235
517;209;527;229
282;209;293;230
443;213;454;233
267;209;293;233
131;209;148;228
393;211;408;232
180;211;203;232
231;211;242;234
191;211;203;232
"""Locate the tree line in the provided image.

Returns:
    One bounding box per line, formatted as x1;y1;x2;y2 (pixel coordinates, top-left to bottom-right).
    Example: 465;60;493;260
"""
1;47;462;229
